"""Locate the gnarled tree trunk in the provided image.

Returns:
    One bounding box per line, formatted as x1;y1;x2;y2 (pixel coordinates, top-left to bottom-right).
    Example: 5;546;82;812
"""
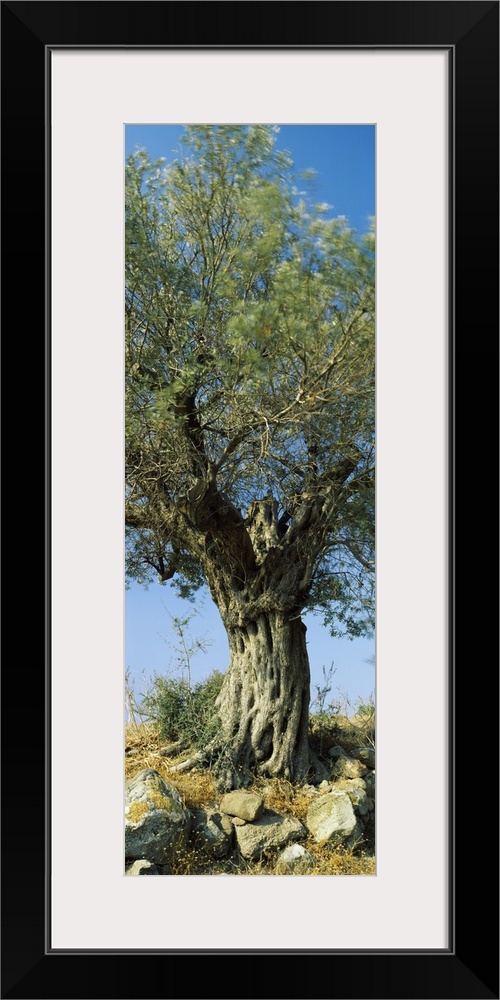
213;608;328;791
129;491;333;790
185;496;331;790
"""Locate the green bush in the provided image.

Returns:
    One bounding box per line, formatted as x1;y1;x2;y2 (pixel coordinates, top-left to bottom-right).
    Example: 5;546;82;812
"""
355;699;375;717
140;670;225;747
140;675;187;740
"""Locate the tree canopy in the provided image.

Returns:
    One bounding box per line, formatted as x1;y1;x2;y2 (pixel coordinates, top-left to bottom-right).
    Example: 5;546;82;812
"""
125;124;374;640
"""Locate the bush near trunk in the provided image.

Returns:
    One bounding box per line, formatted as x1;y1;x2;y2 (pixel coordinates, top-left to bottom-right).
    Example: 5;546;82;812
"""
139;669;225;748
131;669;375;783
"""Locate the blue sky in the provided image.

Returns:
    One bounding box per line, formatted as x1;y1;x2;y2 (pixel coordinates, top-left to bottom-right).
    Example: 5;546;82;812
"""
125;123;375;715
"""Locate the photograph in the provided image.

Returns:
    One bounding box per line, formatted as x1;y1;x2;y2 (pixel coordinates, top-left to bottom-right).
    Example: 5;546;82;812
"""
1;1;498;997
124;123;376;877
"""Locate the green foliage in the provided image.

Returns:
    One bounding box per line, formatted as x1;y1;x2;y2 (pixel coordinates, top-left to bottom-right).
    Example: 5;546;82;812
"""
140;669;225;747
354;697;375;718
138;609;223;746
125;124;374;637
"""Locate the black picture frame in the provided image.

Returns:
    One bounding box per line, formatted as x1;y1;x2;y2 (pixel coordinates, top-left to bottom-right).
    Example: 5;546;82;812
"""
1;2;498;998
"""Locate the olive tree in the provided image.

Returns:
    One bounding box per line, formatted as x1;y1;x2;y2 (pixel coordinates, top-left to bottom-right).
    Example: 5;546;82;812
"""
125;125;374;789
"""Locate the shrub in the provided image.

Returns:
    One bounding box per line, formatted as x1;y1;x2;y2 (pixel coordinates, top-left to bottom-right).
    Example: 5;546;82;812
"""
140;670;225;748
354;695;375;718
357;703;375;717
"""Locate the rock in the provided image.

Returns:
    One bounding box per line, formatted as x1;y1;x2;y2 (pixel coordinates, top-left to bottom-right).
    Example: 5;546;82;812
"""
327;745;345;759
234;811;307;861
230;816;246;827
332;776;367;791
275;843;316;874
190;808;234;859
220;790;264;822
330;780;371;816
125;859;160;876
330;752;368;780
318;780;331;792
306;791;359;845
350;746;376;769
125;768;191;865
364;770;375;798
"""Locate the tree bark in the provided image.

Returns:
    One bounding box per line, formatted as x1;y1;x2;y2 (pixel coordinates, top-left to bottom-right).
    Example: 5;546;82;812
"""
213;609;326;790
128;492;333;790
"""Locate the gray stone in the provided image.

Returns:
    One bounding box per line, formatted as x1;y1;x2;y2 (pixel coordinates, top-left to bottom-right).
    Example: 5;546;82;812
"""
331;776;367;792
125;768;191;865
125;859;159;876
220;789;264;822
330;780;371;816
330;752;368;780
350;746;376;769
234;811;307;861
275;843;316;874
306;791;358;845
364;770;375;798
303;787;318;798
190;808;234;859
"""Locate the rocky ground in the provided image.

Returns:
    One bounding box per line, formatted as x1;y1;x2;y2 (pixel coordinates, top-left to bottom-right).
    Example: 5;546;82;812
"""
125;713;375;876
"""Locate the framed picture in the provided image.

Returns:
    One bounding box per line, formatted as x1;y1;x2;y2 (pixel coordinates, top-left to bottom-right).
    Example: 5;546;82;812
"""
2;2;498;998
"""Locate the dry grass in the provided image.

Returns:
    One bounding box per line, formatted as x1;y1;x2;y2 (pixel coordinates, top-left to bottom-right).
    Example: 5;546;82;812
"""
171;770;218;810
125;721;218;808
125;720;375;876
298;843;375;877
169;840;375;877
309;711;375;758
